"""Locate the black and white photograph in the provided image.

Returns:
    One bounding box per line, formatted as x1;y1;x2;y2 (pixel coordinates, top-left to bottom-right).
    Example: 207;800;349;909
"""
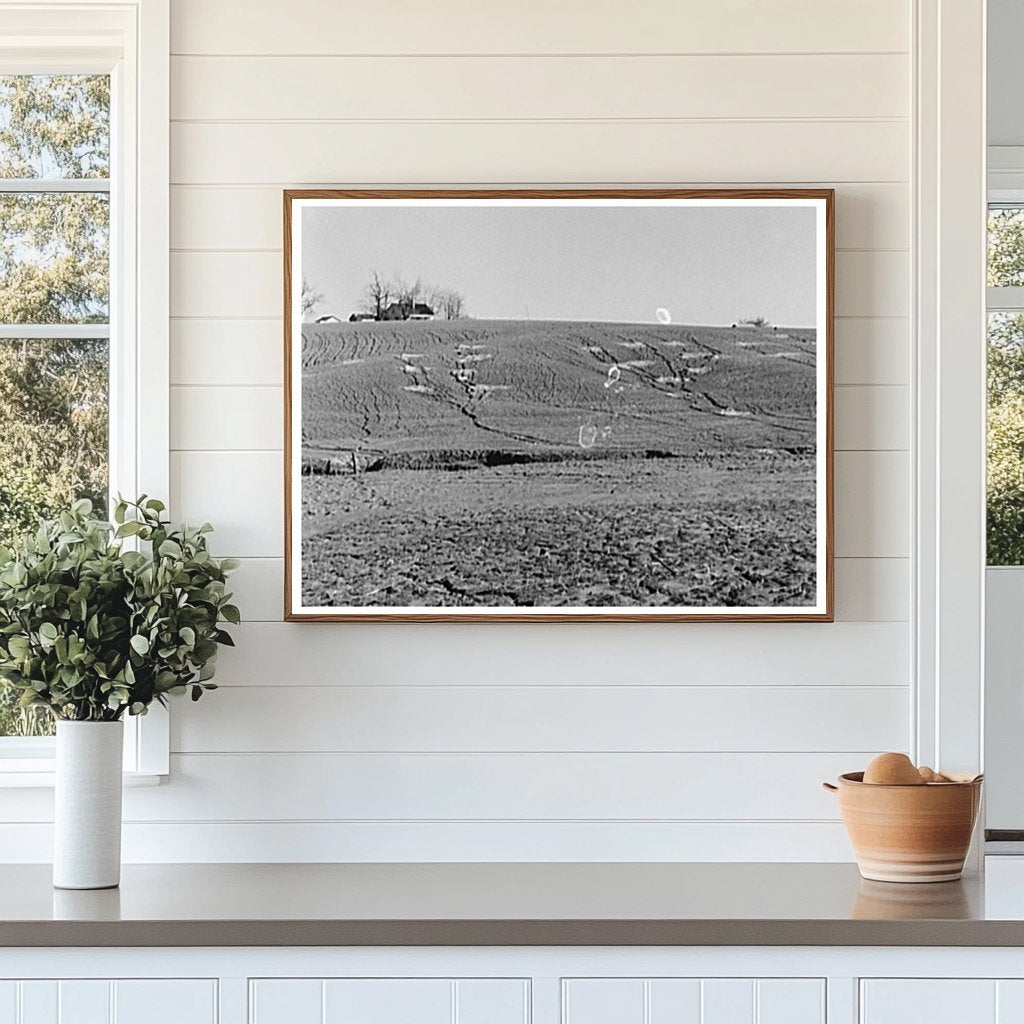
285;191;833;621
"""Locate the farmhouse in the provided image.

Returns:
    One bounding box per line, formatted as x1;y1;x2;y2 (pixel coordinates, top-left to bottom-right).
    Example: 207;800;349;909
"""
381;301;435;321
348;312;376;322
315;314;342;323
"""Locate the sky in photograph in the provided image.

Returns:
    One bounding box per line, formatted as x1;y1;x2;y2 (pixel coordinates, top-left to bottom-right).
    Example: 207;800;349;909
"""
301;202;819;327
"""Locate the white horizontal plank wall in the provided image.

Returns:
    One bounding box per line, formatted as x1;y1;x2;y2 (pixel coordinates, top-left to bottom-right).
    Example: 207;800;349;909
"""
0;0;915;862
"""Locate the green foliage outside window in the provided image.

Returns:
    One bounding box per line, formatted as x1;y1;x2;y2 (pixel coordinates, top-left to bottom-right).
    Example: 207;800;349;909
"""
989;207;1024;288
0;75;110;736
988;208;1024;565
988;321;1024;566
0;338;108;545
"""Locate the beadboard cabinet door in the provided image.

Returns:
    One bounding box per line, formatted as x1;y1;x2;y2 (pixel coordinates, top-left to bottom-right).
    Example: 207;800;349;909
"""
249;978;529;1024
860;979;1024;1024
0;980;217;1024
562;978;825;1024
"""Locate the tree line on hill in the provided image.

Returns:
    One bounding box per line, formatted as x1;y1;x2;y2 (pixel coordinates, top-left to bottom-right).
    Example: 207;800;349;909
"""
362;271;465;321
301;272;466;323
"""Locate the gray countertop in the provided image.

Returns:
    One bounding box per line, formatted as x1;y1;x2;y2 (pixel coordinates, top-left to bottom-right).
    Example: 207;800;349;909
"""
3;861;1024;947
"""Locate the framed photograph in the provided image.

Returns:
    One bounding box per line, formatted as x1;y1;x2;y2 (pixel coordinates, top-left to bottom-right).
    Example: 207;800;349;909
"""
284;189;833;622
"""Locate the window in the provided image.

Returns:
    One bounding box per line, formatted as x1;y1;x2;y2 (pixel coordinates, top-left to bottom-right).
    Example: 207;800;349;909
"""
0;74;111;738
0;2;169;778
985;199;1024;838
987;206;1024;565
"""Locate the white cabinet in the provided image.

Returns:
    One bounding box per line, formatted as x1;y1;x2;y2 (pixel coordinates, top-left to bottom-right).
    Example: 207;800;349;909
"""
252;976;823;1024
562;978;825;1024
861;980;1024;1024
0;980;216;1024
10;950;1024;1024
249;978;529;1024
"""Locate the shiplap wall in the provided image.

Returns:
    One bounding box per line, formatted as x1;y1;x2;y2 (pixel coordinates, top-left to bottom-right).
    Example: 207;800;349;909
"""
2;0;915;861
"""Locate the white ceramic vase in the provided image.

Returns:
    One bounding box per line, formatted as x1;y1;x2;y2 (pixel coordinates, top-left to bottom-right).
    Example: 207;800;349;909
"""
53;720;124;890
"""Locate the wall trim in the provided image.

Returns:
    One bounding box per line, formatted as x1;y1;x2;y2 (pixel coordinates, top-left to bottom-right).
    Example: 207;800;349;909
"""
913;0;987;777
0;821;855;865
0;0;171;778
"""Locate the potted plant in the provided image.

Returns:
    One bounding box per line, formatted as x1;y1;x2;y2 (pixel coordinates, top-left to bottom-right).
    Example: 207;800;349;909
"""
0;497;239;889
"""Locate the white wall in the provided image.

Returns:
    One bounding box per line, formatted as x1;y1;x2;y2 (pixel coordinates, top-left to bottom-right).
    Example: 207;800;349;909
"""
988;0;1024;147
4;0;915;862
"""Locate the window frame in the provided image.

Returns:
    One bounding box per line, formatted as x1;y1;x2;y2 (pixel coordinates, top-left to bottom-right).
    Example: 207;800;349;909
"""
984;191;1024;839
913;0;986;801
985;194;1024;585
986;198;1024;432
0;0;169;783
987;196;1024;314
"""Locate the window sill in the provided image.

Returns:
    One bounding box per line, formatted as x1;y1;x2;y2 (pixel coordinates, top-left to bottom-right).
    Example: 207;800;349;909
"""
0;707;170;778
0;767;165;788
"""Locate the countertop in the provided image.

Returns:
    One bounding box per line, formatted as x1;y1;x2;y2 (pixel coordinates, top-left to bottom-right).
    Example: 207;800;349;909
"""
5;861;1024;947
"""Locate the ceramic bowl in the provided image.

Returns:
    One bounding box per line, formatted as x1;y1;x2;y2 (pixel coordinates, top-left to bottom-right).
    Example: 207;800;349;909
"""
823;772;983;883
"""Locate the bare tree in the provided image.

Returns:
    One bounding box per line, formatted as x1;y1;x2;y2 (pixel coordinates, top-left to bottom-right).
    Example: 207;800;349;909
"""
301;279;324;321
419;285;464;319
439;289;465;320
362;270;391;320
422;285;443;315
393;275;423;317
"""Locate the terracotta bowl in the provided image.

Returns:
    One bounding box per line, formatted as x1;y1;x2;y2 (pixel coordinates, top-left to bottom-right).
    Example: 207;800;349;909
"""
823;772;983;883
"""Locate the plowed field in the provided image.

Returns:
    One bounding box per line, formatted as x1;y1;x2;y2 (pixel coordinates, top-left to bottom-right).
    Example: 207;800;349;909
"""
299;319;818;609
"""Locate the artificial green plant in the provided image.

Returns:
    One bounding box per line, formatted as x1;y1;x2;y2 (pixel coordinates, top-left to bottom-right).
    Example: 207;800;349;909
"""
0;496;239;722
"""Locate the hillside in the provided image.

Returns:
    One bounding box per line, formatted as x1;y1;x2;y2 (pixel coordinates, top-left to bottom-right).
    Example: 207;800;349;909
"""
300;319;816;471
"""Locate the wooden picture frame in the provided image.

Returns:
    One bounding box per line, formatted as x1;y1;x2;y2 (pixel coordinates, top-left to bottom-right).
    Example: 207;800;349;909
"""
284;189;834;622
